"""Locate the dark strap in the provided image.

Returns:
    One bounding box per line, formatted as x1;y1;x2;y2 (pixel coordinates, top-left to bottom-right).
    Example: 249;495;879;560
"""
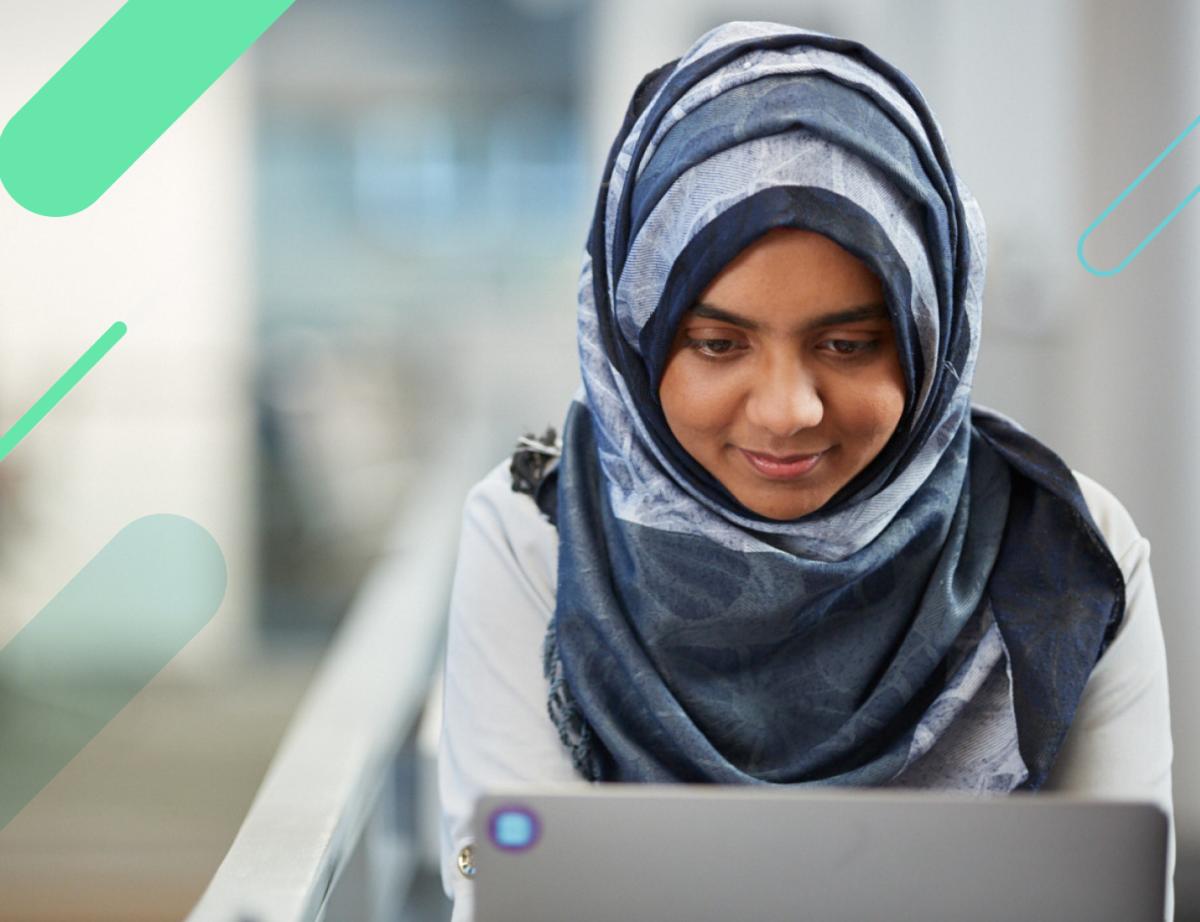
510;427;560;526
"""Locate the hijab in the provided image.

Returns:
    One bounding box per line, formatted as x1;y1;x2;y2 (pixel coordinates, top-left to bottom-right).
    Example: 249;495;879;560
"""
540;21;1124;792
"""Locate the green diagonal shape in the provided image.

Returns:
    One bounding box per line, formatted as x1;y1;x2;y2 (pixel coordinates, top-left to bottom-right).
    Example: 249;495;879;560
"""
0;0;296;217
0;515;227;831
0;321;126;463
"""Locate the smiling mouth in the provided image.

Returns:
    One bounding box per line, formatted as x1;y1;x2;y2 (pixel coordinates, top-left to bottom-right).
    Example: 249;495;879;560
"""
738;447;827;480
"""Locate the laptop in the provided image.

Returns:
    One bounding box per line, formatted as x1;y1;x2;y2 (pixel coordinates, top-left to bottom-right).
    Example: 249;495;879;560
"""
471;783;1168;922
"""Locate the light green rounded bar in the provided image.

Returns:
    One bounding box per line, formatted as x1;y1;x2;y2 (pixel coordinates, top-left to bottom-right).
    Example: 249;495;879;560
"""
0;321;126;463
0;0;296;217
0;514;227;830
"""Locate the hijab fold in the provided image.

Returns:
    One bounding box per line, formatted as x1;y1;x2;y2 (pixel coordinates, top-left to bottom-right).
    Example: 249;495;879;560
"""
542;22;1123;792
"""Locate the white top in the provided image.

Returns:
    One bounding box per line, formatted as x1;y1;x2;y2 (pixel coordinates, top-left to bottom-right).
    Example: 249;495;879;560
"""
437;458;1175;921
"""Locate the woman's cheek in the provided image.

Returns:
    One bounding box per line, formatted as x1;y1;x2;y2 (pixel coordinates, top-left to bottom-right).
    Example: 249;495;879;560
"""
845;382;905;441
662;360;712;428
681;367;742;434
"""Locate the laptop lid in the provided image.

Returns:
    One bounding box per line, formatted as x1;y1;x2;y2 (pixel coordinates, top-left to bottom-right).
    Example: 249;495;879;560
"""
471;784;1168;922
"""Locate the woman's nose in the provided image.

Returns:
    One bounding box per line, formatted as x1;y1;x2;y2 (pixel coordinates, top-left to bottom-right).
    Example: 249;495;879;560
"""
743;359;824;437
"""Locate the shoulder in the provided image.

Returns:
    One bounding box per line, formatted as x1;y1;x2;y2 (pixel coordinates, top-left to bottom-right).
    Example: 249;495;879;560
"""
456;455;559;613
1070;469;1145;567
1068;469;1159;666
463;455;558;546
462;456;535;527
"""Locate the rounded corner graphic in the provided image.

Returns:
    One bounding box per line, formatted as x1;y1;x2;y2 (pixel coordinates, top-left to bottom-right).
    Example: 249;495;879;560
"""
1078;112;1200;278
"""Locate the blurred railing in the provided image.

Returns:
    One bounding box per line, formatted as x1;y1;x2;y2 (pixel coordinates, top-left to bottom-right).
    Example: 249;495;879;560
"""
187;431;488;922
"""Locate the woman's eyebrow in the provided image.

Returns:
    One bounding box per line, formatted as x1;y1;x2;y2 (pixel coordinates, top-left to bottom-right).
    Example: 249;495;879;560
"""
690;302;890;332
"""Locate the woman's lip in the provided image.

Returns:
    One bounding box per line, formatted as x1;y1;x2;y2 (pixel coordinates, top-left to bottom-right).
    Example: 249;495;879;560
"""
738;447;826;480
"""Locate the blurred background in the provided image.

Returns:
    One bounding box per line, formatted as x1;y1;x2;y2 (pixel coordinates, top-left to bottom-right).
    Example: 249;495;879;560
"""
0;0;1196;919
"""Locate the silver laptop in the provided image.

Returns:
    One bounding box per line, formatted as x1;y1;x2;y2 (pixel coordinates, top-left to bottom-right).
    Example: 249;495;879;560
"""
471;784;1168;922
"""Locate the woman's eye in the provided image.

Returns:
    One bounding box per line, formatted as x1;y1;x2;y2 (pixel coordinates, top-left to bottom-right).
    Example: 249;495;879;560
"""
820;339;877;357
685;337;744;358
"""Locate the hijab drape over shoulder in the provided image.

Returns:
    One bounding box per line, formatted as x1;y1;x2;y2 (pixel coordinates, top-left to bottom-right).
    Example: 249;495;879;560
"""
543;21;1123;791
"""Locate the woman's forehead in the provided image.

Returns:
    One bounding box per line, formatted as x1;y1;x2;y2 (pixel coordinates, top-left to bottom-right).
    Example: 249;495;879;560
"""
693;228;889;330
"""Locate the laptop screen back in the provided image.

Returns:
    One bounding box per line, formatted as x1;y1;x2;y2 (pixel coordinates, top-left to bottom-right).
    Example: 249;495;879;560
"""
471;784;1168;922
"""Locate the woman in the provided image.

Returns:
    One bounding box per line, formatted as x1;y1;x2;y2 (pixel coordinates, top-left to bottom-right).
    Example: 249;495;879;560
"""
437;21;1174;920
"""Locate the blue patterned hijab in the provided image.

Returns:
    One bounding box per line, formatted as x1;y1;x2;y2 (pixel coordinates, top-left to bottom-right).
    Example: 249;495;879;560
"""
541;22;1123;792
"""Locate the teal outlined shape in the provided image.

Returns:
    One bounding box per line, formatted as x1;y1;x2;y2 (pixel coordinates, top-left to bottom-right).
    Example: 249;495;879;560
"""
0;0;296;217
0;514;227;831
1078;113;1200;277
0;321;126;463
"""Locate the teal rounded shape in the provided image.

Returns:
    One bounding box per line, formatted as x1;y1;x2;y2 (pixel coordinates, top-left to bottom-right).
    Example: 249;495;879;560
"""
1078;112;1200;277
0;514;227;830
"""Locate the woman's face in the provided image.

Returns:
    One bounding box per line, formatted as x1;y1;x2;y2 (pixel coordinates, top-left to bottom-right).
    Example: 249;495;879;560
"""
659;228;906;520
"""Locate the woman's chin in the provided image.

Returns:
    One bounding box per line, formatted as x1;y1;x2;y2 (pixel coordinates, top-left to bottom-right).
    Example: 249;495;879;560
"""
732;485;833;521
